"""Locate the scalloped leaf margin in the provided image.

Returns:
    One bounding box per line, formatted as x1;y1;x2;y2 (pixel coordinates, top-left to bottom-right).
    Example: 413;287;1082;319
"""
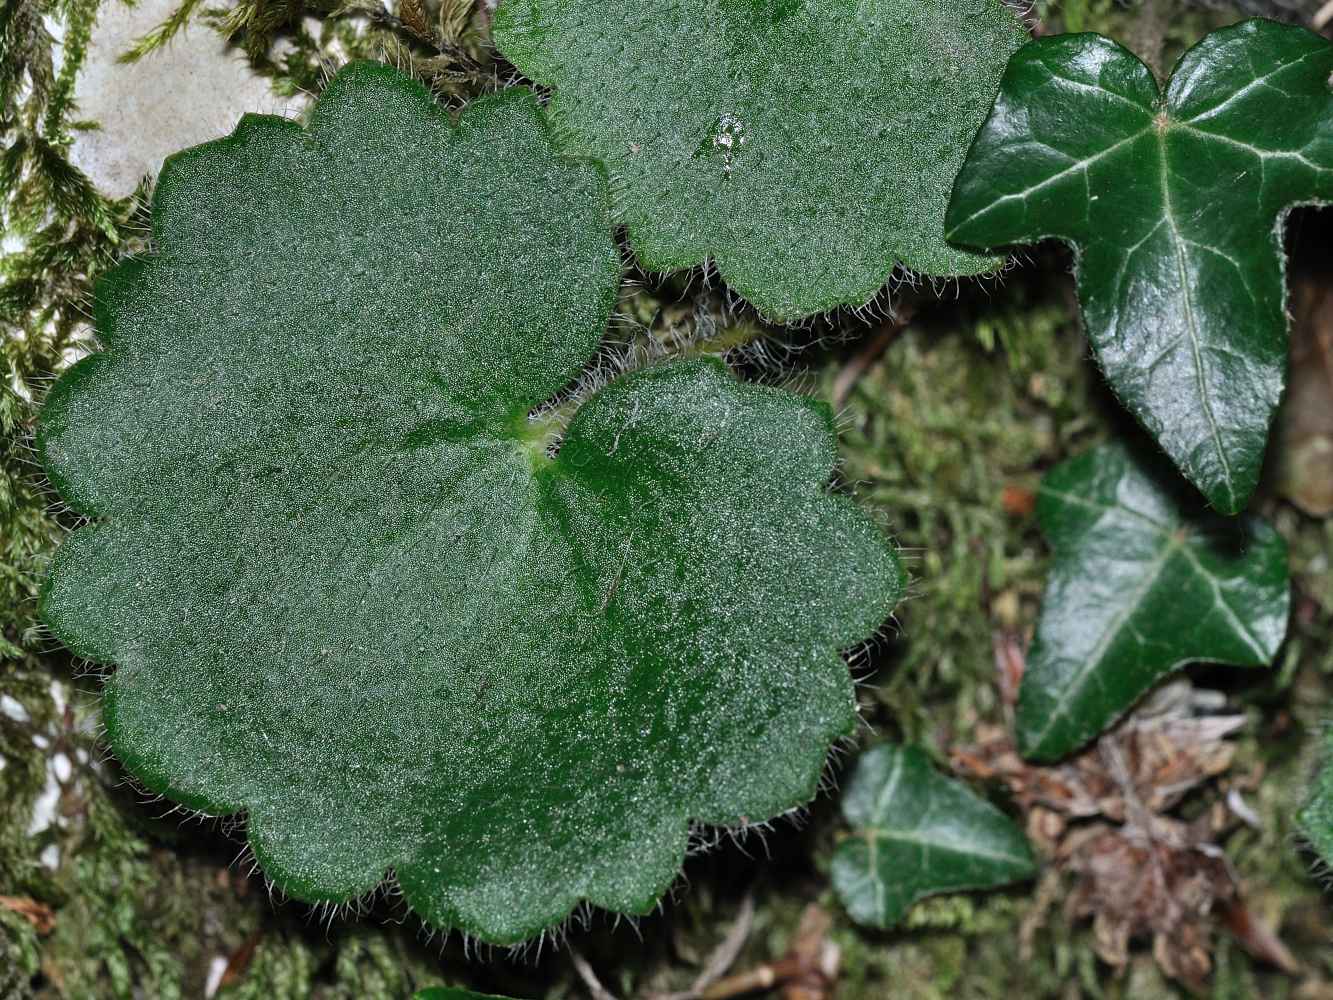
494;0;1026;321
36;61;905;945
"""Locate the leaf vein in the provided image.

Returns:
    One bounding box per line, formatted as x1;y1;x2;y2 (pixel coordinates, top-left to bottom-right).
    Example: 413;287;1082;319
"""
1029;536;1181;749
1180;46;1325;125
948;129;1147;234
1156;129;1236;509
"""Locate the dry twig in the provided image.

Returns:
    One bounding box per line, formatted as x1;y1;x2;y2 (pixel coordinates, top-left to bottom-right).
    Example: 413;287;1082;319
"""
831;309;913;409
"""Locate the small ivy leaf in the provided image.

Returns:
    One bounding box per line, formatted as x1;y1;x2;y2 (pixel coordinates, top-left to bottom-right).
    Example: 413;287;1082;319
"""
945;19;1333;514
1299;737;1333;867
492;0;1026;321
37;63;904;944
1017;443;1290;763
830;744;1036;928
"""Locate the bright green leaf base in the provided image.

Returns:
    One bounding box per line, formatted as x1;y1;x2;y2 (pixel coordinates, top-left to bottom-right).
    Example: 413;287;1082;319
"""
947;19;1333;514
37;62;903;945
1017;443;1290;761
494;0;1025;321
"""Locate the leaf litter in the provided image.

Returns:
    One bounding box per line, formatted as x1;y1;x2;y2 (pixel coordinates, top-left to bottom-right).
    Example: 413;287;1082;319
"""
951;632;1301;991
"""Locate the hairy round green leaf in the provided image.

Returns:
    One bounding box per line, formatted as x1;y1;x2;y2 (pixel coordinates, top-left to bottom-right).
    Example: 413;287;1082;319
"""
946;19;1333;514
1300;734;1333;868
37;62;904;945
492;0;1025;321
1017;443;1290;762
831;744;1035;928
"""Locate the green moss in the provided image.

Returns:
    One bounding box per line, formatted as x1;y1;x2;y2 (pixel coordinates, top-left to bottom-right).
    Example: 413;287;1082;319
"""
46;804;187;1000
823;272;1111;746
217;941;319;1000
1039;0;1226;49
0;906;42;996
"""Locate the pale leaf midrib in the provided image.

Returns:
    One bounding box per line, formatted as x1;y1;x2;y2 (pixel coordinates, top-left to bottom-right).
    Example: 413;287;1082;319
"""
863;827;1030;869
1027;531;1183;753
1176;541;1272;661
1155;125;1236;509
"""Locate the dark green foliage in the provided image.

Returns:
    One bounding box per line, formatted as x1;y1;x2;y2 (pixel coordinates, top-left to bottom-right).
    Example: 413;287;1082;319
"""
824;291;1105;745
36;61;903;945
7;0;1333;994
947;19;1333;514
493;0;1025;320
1017;442;1290;761
831;744;1035;928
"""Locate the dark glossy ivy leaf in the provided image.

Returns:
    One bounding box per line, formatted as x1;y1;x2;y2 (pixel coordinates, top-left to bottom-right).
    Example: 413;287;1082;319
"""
37;62;904;945
946;19;1333;514
1017;443;1289;762
414;990;522;1000
492;0;1025;321
830;744;1036;928
1300;739;1333;867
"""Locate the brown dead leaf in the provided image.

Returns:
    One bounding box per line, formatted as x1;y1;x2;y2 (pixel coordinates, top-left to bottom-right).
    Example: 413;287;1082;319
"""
954;685;1243;830
1059;819;1234;992
0;895;55;935
951;656;1295;990
1001;484;1037;518
779;905;839;1000
1220;900;1303;977
217;930;262;992
398;0;435;40
993;630;1025;710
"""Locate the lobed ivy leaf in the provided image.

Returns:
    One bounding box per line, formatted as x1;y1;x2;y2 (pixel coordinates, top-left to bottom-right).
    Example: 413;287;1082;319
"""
1017;443;1290;762
36;62;905;945
830;744;1036;928
1299;736;1333;868
492;0;1026;321
946;19;1333;514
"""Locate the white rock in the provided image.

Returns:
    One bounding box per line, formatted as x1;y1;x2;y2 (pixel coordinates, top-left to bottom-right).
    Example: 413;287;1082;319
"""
52;751;72;783
48;678;66;717
204;956;230;999
69;0;307;199
27;771;61;836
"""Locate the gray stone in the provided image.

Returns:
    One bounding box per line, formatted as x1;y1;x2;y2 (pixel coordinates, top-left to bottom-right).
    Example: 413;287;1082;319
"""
69;0;306;198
